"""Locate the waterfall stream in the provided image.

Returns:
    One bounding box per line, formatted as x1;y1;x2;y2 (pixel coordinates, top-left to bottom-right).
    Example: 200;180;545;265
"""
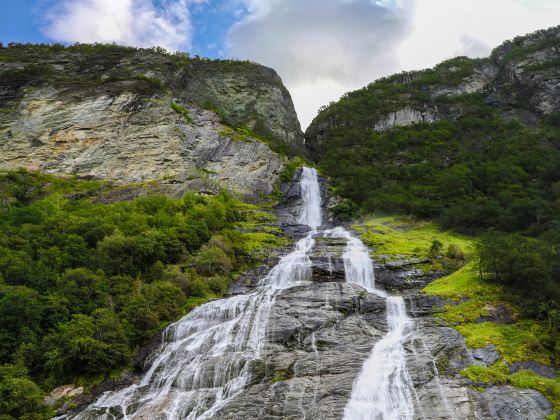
326;227;415;420
71;167;416;419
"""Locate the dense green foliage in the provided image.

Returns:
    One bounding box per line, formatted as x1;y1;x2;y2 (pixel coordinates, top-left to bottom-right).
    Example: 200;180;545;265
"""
320;110;560;234
477;232;560;331
0;170;283;417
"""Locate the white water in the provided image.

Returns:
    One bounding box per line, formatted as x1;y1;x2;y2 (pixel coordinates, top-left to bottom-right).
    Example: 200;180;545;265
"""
298;167;322;229
70;167;418;419
71;168;322;420
327;227;416;420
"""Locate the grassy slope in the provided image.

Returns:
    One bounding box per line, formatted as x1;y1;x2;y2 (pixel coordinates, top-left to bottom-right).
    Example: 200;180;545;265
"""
356;215;559;414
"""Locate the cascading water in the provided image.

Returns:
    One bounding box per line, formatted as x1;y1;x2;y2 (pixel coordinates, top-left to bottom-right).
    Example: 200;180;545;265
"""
70;168;322;420
298;167;322;229
70;167;417;419
327;227;416;420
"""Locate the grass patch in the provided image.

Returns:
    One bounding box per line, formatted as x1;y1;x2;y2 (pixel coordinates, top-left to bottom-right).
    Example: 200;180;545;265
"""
239;232;287;253
271;368;291;383
463;363;560;412
456;321;553;365
355;215;472;262
171;101;193;124
280;157;309;182
423;263;500;300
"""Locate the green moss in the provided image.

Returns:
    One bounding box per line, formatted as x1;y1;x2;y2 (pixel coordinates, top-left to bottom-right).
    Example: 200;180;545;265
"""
218;126;257;142
435;356;450;375
271;368;291;383
423;263;495;299
462;361;509;384
463;363;560;412
234;204;287;262
356;215;473;261
239;232;287;253
170;101;193;124
457;321;553;365
280;157;309;182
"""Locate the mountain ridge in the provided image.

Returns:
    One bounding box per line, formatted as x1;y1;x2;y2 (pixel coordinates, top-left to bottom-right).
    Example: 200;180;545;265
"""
305;25;560;160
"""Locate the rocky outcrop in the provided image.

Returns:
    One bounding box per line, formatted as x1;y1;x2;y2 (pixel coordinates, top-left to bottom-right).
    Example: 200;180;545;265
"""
0;45;305;201
373;106;439;131
275;167;329;228
223;227;553;420
214;282;386;419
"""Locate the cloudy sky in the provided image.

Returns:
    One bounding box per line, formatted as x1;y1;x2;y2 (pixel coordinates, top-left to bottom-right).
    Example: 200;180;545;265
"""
2;0;559;128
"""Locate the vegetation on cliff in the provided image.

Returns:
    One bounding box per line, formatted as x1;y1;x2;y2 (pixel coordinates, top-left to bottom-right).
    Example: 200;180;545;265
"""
0;42;305;156
308;28;560;358
356;216;559;413
0;169;286;419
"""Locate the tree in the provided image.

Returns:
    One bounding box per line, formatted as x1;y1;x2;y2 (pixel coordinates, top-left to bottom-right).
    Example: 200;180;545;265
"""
42;309;130;381
0;287;43;364
0;364;49;420
429;240;443;258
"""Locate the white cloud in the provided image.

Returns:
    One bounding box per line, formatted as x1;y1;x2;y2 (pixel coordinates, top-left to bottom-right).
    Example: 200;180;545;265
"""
225;0;560;129
43;0;195;51
226;0;415;128
399;0;560;72
40;0;560;129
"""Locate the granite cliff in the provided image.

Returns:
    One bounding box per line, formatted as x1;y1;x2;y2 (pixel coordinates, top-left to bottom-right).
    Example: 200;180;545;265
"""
0;44;304;202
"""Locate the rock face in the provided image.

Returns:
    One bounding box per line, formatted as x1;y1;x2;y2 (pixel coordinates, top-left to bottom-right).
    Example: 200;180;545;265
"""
215;282;387;420
373;106;439;131
217;230;553;420
306;26;560;159
0;45;305;201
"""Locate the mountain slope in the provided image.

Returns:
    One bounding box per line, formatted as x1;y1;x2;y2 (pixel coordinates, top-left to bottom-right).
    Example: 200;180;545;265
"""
0;44;305;202
305;26;560;234
306;25;560;159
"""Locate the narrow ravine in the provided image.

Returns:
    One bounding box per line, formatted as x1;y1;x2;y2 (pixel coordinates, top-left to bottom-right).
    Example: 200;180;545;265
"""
70;167;417;419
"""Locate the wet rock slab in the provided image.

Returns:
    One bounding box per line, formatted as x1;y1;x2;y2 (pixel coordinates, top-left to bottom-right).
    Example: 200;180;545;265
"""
213;282;387;420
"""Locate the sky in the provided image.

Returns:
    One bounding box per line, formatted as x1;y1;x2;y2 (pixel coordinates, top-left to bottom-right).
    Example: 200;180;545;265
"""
1;0;559;129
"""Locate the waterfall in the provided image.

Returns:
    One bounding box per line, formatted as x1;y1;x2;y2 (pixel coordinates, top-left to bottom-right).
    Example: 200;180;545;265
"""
338;229;415;420
69;167;417;419
70;168;322;420
298;167;322;229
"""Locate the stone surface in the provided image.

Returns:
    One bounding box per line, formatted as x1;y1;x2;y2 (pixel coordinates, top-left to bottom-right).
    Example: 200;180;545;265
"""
373;106;439;131
509;360;558;379
44;384;84;406
0;91;285;202
0;47;306;202
212;282;387;420
470;386;553;420
472;345;501;367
